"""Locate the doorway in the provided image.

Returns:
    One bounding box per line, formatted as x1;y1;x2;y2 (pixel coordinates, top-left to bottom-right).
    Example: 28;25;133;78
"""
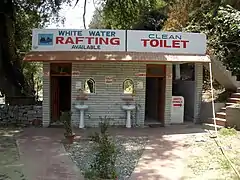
145;65;166;125
50;63;72;123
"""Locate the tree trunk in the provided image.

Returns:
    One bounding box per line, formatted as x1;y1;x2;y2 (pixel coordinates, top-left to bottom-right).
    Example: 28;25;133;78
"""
0;0;34;103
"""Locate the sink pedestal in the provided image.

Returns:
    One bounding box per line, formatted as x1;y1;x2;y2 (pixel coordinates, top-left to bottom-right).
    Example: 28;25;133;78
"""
79;109;85;128
122;105;135;128
126;110;131;128
74;104;88;129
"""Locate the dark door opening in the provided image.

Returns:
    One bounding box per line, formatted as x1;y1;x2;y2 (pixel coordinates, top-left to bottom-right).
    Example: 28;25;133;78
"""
145;77;165;124
145;64;166;125
50;63;72;123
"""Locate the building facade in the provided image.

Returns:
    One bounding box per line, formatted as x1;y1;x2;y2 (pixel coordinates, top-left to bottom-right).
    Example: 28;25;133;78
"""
24;29;209;127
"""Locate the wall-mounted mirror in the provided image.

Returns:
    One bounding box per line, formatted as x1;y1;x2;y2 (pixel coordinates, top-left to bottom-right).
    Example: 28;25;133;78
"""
123;79;134;94
84;78;96;94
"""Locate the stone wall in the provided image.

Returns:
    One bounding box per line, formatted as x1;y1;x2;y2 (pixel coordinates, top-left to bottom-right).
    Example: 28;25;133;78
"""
0;105;42;125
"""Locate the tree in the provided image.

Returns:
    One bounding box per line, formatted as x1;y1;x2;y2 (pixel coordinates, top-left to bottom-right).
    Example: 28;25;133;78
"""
89;7;106;29
186;4;240;75
0;0;70;102
89;0;169;30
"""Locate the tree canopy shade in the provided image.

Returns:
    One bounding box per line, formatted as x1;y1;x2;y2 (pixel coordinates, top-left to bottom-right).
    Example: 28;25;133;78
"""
0;0;72;101
185;4;240;75
1;0;240;103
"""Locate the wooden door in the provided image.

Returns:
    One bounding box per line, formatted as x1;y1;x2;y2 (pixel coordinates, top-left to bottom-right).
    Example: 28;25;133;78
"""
51;77;60;121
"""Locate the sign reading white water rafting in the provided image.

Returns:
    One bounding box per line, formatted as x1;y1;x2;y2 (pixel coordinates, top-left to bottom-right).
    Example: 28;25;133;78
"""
32;29;126;51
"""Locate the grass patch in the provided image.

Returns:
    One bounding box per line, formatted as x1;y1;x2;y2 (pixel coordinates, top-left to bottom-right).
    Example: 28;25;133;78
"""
218;127;237;136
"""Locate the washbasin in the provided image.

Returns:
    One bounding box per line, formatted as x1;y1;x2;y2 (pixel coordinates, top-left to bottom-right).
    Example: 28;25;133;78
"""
122;105;136;111
75;104;88;110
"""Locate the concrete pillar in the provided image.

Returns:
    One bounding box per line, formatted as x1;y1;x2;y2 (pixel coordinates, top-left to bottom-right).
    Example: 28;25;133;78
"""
164;64;173;125
42;63;50;127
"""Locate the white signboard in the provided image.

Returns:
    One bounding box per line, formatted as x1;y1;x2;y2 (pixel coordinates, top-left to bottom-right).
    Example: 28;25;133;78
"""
136;81;143;90
171;96;184;124
75;81;82;89
127;30;207;55
32;29;126;52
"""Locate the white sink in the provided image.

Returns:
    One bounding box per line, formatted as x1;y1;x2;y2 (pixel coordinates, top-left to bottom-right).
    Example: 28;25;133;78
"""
122;105;136;110
74;105;88;128
75;105;88;110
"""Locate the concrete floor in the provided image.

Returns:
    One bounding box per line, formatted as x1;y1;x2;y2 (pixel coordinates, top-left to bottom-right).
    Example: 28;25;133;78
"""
15;124;206;180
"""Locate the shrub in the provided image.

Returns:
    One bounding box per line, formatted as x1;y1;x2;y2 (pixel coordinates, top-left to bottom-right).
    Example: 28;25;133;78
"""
85;116;117;180
60;111;73;137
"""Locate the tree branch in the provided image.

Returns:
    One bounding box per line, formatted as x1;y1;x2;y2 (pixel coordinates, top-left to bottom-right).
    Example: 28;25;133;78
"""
221;42;240;47
83;0;87;29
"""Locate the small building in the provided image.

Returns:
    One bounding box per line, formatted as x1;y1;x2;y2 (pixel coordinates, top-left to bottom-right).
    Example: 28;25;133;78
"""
24;29;210;128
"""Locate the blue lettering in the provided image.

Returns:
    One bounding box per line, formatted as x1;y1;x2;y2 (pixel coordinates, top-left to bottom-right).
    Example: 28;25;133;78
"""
89;31;96;36
58;30;82;36
162;34;168;39
89;30;116;37
59;31;66;36
149;34;155;38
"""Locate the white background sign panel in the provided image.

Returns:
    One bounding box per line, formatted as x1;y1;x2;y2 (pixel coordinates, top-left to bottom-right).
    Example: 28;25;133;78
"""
32;29;126;51
127;30;207;55
171;96;184;124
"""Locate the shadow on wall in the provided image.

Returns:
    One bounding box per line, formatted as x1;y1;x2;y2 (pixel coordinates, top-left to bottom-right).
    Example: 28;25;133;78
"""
200;102;225;122
173;80;195;121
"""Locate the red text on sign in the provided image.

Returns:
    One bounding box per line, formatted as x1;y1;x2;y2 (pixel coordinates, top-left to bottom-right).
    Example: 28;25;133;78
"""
56;37;120;45
141;39;189;48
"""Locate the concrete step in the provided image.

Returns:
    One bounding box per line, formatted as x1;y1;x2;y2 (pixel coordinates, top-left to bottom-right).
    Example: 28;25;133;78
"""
228;98;240;103
237;88;240;93
226;102;236;107
231;93;240;98
202;123;224;131
216;112;226;119
208;117;226;126
220;107;226;112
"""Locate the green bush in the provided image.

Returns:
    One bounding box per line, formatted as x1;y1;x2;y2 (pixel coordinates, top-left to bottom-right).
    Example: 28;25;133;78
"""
60;111;73;136
85;116;117;180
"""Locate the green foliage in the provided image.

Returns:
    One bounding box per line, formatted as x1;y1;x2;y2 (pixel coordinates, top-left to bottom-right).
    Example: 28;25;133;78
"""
219;127;238;136
186;5;240;75
60;111;73;136
13;0;73;96
92;0;168;30
85;117;117;179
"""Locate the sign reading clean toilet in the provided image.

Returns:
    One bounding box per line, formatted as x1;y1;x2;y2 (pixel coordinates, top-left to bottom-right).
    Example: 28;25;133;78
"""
127;30;207;55
32;29;126;52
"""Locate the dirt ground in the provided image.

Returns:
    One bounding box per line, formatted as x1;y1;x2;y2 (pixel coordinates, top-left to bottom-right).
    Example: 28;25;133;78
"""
182;128;240;180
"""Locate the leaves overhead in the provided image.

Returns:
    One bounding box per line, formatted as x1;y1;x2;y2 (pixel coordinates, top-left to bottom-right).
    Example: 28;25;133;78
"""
89;0;169;30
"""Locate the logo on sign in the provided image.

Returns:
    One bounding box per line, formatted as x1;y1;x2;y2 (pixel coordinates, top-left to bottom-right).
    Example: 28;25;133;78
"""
38;34;53;46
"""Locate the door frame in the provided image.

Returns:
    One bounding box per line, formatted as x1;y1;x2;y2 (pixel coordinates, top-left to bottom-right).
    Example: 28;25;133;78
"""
50;63;72;122
146;64;166;125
